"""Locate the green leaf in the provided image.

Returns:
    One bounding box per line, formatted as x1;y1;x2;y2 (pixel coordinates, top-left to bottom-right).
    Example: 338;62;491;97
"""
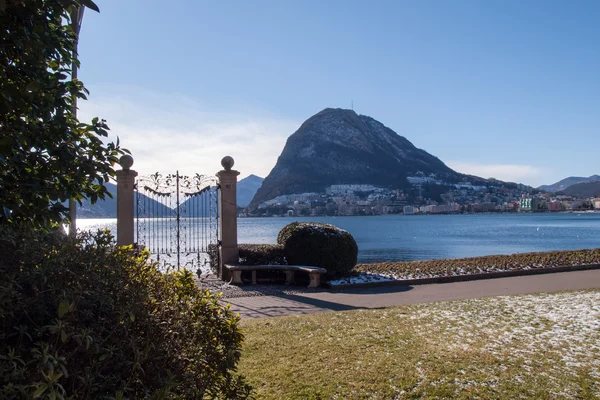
58;299;69;318
32;384;48;398
80;0;100;12
26;81;41;92
59;0;74;10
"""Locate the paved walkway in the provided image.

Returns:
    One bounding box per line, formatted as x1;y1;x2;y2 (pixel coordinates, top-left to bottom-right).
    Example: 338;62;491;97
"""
225;269;600;318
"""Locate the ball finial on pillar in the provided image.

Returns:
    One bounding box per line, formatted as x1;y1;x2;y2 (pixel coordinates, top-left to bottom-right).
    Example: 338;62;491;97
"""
119;154;134;170
221;156;234;171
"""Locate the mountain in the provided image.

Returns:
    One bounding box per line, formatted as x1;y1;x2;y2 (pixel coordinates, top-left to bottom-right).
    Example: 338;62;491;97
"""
539;175;600;193
77;182;171;218
237;174;264;208
561;181;600;199
250;108;467;207
180;186;218;217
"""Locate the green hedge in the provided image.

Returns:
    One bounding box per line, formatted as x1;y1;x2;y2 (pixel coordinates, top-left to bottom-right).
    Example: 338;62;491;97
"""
207;243;220;274
0;227;251;399
239;244;286;265
277;222;358;277
206;244;286;272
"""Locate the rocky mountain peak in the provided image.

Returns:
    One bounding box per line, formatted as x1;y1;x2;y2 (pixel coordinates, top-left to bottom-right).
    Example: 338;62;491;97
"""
249;108;459;208
242;174;264;182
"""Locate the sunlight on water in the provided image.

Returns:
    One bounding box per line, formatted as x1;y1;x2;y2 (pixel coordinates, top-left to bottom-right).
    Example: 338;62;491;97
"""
73;213;600;265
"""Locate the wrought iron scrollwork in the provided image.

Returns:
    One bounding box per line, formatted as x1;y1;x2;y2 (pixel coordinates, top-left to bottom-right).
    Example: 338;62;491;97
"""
135;171;219;273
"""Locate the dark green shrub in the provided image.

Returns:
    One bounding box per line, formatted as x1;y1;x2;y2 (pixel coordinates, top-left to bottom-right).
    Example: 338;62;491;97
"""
277;222;358;277
207;243;220;274
0;227;251;399
238;244;286;265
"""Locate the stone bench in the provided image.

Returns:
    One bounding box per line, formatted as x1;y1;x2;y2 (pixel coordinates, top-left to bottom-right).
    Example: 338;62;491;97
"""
224;264;327;288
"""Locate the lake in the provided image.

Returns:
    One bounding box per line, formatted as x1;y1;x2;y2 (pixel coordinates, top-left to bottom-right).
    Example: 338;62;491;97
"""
77;213;600;265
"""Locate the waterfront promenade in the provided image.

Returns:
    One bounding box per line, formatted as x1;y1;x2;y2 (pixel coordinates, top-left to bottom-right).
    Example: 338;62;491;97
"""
225;269;600;318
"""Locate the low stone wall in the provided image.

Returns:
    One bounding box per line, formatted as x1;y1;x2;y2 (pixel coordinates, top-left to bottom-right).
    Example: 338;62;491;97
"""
328;263;600;289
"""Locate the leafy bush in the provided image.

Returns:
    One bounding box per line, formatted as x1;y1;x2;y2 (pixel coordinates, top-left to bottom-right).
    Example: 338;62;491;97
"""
277;222;358;277
0;227;251;399
238;244;286;266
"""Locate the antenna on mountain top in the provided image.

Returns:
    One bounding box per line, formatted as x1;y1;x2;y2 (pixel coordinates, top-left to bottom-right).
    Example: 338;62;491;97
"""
351;100;354;111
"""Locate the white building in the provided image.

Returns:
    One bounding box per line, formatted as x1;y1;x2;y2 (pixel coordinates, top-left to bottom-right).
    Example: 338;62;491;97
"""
326;184;381;195
407;176;442;185
420;205;435;213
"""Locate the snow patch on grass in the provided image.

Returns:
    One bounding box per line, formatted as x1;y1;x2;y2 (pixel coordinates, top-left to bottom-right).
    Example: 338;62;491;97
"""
240;290;600;399
406;290;600;397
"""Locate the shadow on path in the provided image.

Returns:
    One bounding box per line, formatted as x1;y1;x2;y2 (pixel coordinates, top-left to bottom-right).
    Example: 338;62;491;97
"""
335;284;414;296
277;294;359;312
226;284;415;318
228;302;320;318
272;285;414;312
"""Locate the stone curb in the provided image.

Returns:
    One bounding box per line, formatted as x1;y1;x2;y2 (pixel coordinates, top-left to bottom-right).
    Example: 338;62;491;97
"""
325;263;600;290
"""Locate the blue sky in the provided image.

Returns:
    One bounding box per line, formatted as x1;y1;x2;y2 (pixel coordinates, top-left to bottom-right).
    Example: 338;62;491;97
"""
78;0;599;186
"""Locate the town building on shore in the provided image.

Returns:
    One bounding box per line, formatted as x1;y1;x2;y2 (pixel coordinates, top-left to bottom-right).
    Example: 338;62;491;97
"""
403;205;416;215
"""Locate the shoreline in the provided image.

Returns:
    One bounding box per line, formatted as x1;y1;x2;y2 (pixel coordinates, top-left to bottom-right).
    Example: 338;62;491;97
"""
77;209;599;220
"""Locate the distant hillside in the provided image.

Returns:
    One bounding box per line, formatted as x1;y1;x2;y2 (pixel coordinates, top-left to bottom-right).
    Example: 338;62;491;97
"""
179;186;218;217
561;181;600;199
539;175;600;193
76;182;118;218
77;182;171;218
237;175;263;208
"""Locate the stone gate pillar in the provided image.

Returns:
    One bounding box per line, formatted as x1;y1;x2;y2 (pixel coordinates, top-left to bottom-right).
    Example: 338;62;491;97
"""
116;155;138;247
216;156;240;280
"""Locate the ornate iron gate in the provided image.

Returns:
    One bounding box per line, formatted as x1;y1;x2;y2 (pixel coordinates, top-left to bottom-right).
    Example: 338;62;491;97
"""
135;172;219;272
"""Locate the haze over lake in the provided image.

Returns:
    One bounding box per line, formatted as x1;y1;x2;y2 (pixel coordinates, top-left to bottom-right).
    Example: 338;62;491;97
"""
77;213;600;264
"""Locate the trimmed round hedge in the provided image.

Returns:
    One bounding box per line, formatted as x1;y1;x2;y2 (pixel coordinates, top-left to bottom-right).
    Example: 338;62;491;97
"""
239;244;286;265
277;222;358;277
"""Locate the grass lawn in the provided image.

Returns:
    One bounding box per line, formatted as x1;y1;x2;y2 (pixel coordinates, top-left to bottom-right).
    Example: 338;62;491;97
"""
238;290;600;399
